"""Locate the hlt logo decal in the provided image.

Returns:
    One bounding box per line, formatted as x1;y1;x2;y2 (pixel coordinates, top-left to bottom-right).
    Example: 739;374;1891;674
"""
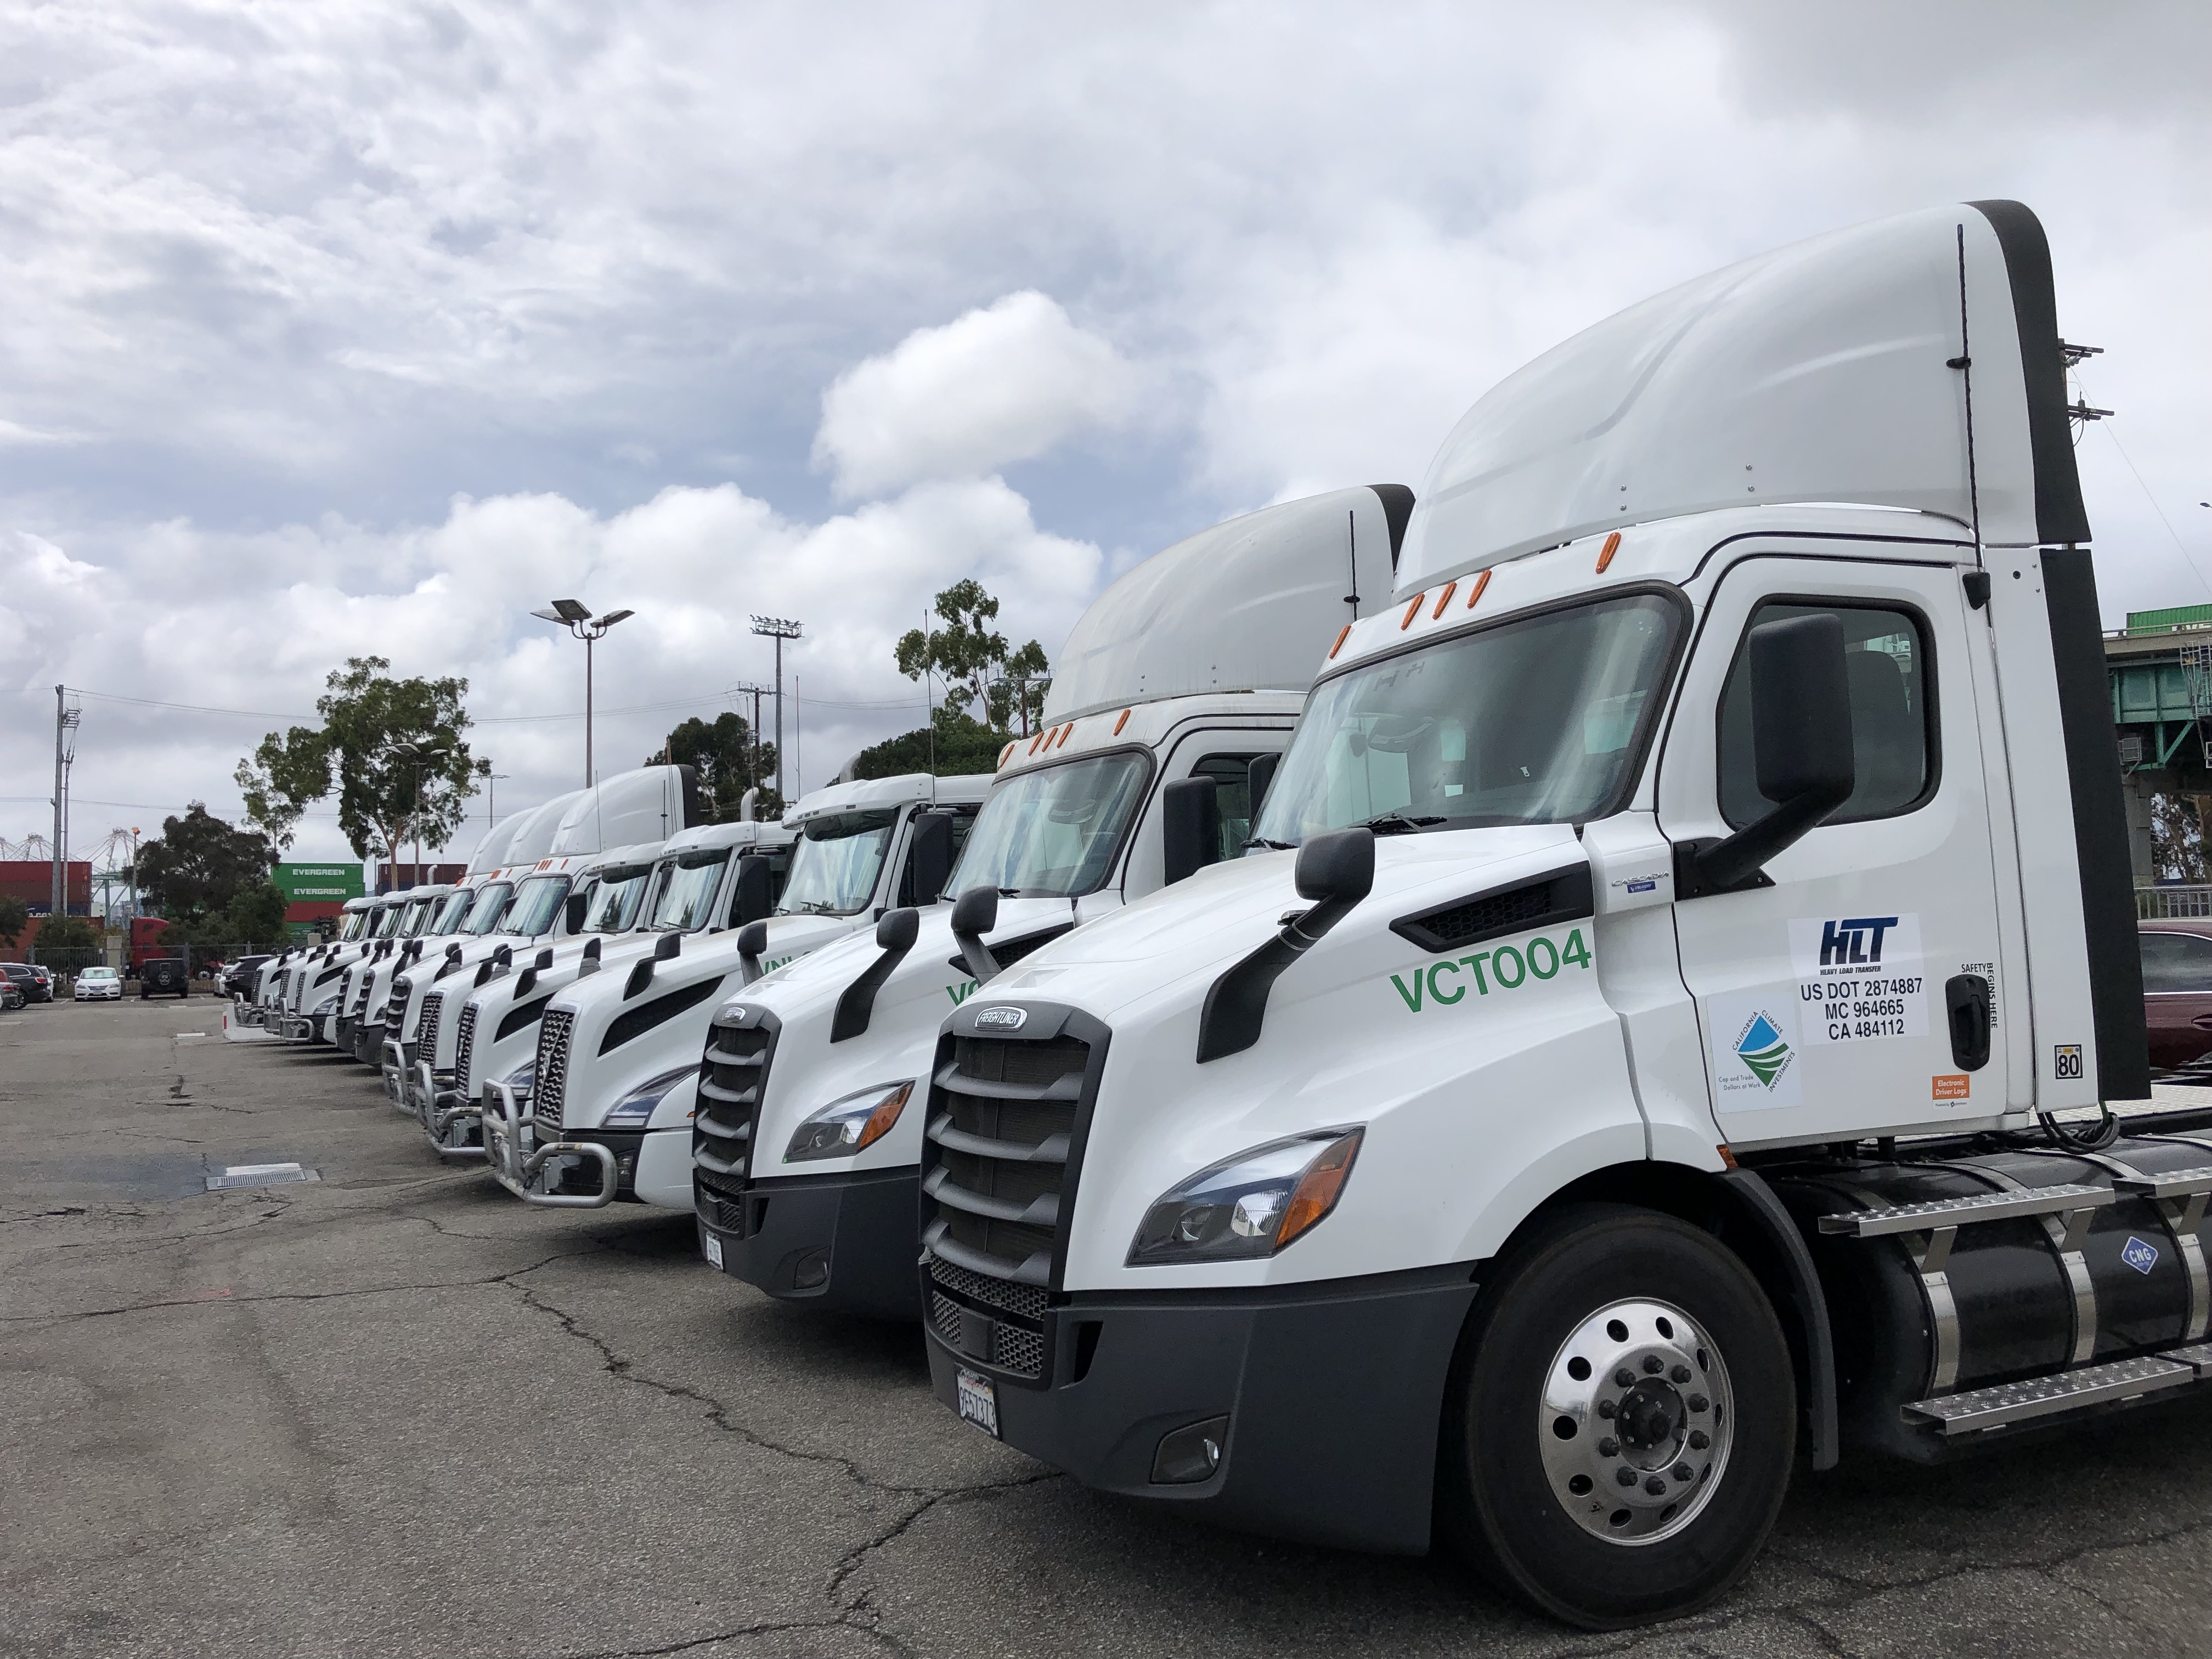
1819;917;1900;968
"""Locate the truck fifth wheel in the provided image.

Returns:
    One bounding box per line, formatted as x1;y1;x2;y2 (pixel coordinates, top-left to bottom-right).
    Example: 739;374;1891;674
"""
916;200;2172;1628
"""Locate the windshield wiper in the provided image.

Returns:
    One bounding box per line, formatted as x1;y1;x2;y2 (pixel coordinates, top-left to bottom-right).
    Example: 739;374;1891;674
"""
1243;836;1295;851
1357;812;1447;836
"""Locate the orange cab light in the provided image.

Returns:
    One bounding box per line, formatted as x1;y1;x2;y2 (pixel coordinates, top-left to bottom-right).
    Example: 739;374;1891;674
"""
1057;723;1075;748
1329;623;1352;660
1277;1129;1363;1248
1465;568;1491;608
855;1083;915;1153
998;742;1015;769
1431;581;1457;619
1028;731;1046;754
1401;595;1425;630
1114;708;1131;735
1596;531;1622;573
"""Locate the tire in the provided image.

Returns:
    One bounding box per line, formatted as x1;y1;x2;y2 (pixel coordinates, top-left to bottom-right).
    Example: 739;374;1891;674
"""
1437;1203;1795;1629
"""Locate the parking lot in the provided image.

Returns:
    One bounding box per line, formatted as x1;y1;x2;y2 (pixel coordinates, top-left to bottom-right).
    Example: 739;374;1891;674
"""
6;998;2212;1658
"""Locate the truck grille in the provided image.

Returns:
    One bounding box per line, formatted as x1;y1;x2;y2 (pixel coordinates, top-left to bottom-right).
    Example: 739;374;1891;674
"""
454;1002;479;1093
534;1008;576;1128
386;979;412;1035
692;1011;778;1234
419;990;445;1056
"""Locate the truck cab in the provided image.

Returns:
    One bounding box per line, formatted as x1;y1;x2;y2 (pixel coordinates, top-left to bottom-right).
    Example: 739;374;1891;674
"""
918;202;2164;1629
692;484;1408;1317
484;774;985;1211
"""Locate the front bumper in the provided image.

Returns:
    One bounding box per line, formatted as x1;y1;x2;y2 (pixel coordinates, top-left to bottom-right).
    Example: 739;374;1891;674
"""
923;1262;1479;1556
481;1081;636;1207
351;1019;386;1065
699;1166;922;1319
410;1061;482;1156
379;1039;417;1106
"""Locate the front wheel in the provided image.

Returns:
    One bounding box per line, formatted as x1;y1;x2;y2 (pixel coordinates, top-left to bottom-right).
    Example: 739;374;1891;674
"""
1438;1203;1795;1628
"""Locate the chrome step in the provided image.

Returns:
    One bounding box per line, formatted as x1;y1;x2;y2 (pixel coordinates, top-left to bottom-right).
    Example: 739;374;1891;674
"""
2160;1340;2212;1380
2113;1165;2212;1201
1818;1182;2113;1239
1903;1353;2194;1435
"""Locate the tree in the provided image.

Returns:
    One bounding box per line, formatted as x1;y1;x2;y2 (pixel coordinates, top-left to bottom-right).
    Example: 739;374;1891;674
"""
895;580;1051;737
852;705;1008;780
0;896;26;949
2153;792;2211;883
35;915;99;952
137;805;276;926
653;713;779;821
236;657;482;865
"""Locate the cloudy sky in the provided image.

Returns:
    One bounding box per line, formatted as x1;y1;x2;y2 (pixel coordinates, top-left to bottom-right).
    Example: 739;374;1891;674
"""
3;1;2207;867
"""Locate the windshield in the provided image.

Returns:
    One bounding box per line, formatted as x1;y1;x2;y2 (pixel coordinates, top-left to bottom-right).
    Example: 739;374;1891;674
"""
340;912;366;941
368;905;403;938
582;863;657;932
505;874;573;938
464;883;516;934
776;811;896;916
431;891;475;933
646;850;730;930
1252;592;1682;844
951;754;1150;898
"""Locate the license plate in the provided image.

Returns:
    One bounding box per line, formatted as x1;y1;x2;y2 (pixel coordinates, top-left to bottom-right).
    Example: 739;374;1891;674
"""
956;1368;1000;1437
701;1231;724;1270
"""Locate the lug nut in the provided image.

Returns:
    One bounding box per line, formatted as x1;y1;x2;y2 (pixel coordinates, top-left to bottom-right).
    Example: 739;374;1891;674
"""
1688;1394;1709;1413
1642;1355;1663;1374
1615;1368;1635;1388
1596;1399;1617;1419
1644;1476;1667;1496
1616;1467;1638;1487
1672;1463;1692;1482
1671;1364;1691;1384
1596;1437;1619;1458
1689;1430;1710;1451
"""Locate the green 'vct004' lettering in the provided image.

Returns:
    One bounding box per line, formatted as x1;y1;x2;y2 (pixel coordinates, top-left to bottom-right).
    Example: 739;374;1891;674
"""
1391;927;1593;1013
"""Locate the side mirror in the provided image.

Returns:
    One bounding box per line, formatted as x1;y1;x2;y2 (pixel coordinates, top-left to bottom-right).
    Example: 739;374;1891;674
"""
1295;827;1376;908
950;885;1000;984
1247;752;1282;820
834;909;920;1042
1196;827;1374;1064
876;907;919;952
736;920;769;986
564;894;588;934
907;811;955;907
1161;778;1222;886
1683;613;1856;896
730;855;773;928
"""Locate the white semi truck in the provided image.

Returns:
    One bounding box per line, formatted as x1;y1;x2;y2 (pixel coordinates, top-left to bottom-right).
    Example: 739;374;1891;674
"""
378;765;697;1104
916;201;2172;1629
481;772;988;1210
691;485;1406;1316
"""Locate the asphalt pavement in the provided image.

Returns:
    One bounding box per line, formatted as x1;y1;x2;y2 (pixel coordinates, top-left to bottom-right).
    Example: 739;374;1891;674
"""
7;996;2212;1658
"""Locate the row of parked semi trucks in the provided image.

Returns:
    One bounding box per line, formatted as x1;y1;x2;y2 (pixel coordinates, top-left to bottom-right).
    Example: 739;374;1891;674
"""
228;202;2212;1629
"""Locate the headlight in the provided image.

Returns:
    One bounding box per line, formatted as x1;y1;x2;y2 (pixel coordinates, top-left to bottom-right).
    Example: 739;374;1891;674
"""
311;993;340;1015
497;1059;537;1100
785;1081;915;1163
602;1066;697;1128
1127;1128;1363;1266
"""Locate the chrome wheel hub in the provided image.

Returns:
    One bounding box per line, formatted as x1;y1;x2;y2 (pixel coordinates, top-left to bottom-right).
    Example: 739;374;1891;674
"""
1538;1297;1733;1544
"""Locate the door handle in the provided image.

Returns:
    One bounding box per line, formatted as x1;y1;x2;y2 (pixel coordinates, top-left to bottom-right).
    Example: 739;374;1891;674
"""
2191;1014;2212;1031
1945;973;1993;1071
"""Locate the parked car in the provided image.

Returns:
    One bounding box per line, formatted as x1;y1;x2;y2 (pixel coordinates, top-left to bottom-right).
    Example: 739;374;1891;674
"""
2139;917;2212;1074
221;955;273;998
1;963;53;1004
138;958;191;1000
74;966;124;1001
0;979;22;1012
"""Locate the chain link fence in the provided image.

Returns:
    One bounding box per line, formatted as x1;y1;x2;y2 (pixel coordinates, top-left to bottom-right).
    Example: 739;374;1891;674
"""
2139;888;2212;919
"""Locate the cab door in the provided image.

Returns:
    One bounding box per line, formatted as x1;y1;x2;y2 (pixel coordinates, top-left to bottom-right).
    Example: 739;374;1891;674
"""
1657;552;2010;1143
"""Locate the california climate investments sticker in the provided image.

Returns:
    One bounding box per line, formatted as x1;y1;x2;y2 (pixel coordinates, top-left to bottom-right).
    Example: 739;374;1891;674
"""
1788;914;1929;1046
1709;992;1803;1110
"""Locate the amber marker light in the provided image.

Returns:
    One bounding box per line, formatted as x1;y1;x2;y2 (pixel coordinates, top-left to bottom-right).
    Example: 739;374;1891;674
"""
1431;580;1457;619
1465;568;1491;608
1114;708;1131;735
1276;1128;1363;1248
1596;530;1622;573
856;1082;913;1152
1028;731;1046;754
1056;723;1075;748
1329;623;1352;659
1401;595;1425;630
998;742;1015;769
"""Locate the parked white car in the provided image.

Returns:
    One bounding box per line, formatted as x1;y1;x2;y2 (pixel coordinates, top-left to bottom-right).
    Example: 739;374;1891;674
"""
74;966;124;1001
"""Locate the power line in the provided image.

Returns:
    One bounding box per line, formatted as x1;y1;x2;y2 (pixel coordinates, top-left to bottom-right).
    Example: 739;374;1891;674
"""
38;684;928;724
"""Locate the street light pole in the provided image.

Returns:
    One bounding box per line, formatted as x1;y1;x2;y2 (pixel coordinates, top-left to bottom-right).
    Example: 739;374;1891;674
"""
533;600;636;789
749;617;803;803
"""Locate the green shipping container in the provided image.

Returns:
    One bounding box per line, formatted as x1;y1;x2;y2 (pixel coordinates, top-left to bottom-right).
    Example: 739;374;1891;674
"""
2126;604;2212;635
274;862;365;902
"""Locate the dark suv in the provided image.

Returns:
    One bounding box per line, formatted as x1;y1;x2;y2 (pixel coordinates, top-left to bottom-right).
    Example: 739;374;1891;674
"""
1;963;52;1003
139;958;191;999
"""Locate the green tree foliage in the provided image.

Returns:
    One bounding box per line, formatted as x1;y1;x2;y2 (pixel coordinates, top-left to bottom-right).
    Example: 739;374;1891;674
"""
137;805;276;927
895;579;1050;735
653;713;780;821
852;707;1008;780
0;895;26;948
236;657;482;861
35;915;98;952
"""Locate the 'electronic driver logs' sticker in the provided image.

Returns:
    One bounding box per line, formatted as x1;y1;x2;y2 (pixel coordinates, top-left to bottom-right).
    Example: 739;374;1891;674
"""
1788;914;1929;1046
1710;992;1803;1110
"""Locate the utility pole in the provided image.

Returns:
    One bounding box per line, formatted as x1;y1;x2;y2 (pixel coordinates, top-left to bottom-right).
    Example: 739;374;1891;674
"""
731;683;771;799
51;686;64;918
750;617;803;802
50;688;80;921
487;773;509;826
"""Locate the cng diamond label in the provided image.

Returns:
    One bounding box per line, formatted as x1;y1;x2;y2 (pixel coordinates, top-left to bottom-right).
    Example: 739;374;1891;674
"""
2123;1237;2159;1275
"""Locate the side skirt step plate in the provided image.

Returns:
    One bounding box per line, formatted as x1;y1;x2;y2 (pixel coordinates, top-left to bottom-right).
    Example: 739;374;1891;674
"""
1904;1350;2211;1436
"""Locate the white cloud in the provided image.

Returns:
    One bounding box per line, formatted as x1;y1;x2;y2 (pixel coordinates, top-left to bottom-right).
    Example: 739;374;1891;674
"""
813;292;1139;498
